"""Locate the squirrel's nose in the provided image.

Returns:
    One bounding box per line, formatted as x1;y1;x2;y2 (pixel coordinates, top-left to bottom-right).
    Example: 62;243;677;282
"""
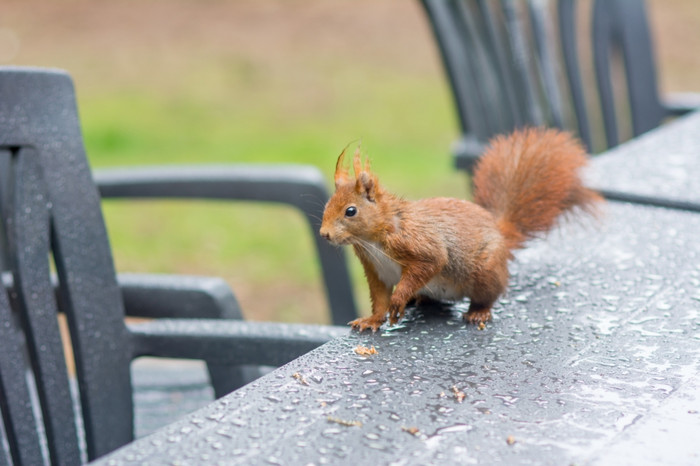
320;228;331;242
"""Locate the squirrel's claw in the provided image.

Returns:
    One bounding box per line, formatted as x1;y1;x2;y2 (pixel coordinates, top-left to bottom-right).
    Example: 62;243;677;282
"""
388;304;406;325
349;316;385;333
464;308;492;325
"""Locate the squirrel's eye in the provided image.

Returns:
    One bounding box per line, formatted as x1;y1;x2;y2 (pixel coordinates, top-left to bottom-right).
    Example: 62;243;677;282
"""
345;206;357;218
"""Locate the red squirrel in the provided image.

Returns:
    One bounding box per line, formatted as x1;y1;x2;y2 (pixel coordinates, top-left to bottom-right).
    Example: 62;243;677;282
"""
320;128;602;332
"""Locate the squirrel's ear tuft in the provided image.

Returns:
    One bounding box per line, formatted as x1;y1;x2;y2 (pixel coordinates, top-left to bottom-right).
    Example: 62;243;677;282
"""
352;146;364;178
350;145;380;201
356;172;378;202
334;147;350;188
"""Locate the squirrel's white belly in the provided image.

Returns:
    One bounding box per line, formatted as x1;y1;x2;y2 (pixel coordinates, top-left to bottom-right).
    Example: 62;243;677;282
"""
420;276;463;301
365;242;462;301
365;242;402;286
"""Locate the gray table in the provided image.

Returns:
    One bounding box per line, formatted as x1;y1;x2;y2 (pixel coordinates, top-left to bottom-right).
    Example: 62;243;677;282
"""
93;197;700;465
586;109;700;211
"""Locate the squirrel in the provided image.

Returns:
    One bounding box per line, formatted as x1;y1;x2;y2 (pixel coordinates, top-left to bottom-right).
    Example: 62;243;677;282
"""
320;128;602;332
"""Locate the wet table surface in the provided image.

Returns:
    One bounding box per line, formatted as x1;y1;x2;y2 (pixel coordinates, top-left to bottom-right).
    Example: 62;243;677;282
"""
586;109;700;211
94;198;700;465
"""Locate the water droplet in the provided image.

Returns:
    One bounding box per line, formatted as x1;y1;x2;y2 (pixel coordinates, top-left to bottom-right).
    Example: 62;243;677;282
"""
367;442;387;451
207;412;224;422
229;418;246;427
322;428;341;438
430;424;472;436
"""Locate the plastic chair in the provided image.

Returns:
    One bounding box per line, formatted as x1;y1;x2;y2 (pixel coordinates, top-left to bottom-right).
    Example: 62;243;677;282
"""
420;0;700;172
0;66;348;464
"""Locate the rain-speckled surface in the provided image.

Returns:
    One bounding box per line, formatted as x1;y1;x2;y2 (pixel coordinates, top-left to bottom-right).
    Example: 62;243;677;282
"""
586;110;700;209
93;200;700;465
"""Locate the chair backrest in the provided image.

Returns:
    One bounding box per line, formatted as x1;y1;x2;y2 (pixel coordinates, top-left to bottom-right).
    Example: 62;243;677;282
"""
0;67;133;464
420;0;666;170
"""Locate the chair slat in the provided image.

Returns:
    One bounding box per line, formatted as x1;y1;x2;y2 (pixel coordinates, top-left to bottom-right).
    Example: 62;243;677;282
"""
477;0;526;128
592;0;620;148
0;149;10;272
422;0;487;138
558;0;594;150
0;273;44;465
528;0;566;129
501;0;546;126
591;0;666;147
454;1;511;135
8;149;82;465
614;0;665;135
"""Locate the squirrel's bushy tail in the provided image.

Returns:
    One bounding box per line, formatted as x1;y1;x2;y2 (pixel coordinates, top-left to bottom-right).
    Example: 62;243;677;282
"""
472;127;602;251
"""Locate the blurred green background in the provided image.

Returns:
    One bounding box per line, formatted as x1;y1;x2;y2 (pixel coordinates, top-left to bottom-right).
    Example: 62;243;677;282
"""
2;0;699;323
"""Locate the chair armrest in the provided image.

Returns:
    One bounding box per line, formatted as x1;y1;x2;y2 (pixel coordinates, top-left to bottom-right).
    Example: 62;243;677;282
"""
2;271;241;320
662;92;700;117
93;165;357;326
118;273;243;320
95;164;327;204
128;319;349;367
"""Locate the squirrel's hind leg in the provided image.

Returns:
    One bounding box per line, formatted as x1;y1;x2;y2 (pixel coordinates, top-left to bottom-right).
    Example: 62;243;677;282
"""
464;301;493;324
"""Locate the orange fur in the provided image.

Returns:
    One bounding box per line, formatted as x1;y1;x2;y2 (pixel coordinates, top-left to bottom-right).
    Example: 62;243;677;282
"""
473;127;602;250
320;128;602;332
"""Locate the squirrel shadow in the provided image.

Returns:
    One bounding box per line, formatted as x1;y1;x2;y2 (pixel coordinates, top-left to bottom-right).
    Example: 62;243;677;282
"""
385;297;467;331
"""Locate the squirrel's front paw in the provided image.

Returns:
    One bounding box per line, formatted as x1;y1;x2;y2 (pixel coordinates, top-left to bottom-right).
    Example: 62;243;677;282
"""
349;315;386;333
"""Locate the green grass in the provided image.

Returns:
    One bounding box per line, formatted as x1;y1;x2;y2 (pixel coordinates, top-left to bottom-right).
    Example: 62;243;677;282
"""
81;66;458;172
80;62;467;323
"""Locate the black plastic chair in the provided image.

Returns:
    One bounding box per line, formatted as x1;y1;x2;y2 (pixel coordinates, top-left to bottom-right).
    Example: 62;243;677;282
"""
420;0;700;172
0;59;358;393
0;66;348;464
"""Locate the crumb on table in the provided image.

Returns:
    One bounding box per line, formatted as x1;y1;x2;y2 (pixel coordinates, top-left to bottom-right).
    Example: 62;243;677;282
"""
354;345;378;356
